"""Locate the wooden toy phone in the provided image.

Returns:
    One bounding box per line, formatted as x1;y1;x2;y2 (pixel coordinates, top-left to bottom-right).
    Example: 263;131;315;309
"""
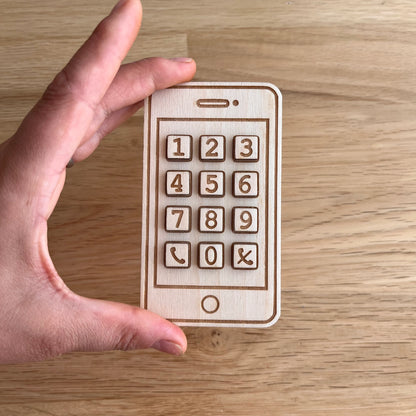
140;82;281;327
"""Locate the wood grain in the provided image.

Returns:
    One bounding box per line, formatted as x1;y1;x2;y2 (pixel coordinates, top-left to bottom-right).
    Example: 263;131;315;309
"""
1;0;416;414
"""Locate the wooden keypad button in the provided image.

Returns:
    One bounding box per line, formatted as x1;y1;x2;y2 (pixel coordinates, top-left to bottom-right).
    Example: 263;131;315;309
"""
232;171;258;197
198;242;224;269
164;242;191;268
165;206;191;232
233;135;259;161
199;135;225;161
232;243;258;269
199;206;225;233
166;170;192;196
232;207;258;233
166;135;192;161
199;171;225;197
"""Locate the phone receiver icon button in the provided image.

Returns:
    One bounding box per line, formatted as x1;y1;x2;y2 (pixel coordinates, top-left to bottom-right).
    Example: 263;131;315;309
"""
201;295;220;314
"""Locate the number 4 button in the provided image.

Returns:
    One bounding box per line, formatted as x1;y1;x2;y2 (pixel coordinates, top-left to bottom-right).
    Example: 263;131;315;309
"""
166;171;192;196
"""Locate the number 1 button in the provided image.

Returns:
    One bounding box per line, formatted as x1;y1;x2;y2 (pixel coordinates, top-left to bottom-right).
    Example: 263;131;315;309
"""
166;135;192;161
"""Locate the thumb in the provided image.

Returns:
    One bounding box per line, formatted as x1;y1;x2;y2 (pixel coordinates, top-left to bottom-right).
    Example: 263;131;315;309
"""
65;296;187;356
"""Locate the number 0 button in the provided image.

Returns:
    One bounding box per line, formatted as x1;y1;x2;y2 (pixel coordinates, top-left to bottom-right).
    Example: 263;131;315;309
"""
198;242;224;269
166;171;192;196
233;171;258;197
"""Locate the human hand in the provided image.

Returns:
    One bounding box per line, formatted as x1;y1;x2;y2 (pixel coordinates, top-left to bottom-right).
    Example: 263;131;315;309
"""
0;0;196;363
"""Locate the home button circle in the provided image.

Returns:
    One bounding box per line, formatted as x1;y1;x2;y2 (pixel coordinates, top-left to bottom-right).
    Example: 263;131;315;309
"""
201;295;220;314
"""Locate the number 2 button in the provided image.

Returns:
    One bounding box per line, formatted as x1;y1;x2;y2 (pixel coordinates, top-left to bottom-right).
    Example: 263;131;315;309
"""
200;135;225;161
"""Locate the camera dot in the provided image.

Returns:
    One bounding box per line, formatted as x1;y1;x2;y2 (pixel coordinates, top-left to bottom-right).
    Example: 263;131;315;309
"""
232;100;239;106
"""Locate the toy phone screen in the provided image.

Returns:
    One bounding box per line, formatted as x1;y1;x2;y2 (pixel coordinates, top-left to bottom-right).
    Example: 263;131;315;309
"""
152;117;271;290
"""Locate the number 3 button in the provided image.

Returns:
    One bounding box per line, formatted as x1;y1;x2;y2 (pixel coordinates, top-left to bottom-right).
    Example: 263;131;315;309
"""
233;135;259;162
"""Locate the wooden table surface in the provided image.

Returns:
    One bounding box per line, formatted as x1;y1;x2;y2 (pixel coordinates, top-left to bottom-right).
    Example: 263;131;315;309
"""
1;0;416;414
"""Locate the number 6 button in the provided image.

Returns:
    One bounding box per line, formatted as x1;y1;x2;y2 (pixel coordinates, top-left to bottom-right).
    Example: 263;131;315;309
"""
233;171;258;197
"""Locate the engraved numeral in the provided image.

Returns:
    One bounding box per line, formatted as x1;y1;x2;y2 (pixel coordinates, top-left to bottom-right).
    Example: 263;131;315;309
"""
233;207;258;233
198;242;224;269
200;136;225;161
199;207;224;233
233;171;258;197
233;135;259;162
166;171;192;196
165;206;191;232
199;171;225;197
166;135;192;160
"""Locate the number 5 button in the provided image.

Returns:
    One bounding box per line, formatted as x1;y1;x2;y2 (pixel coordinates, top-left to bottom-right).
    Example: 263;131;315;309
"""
233;171;258;197
199;171;225;197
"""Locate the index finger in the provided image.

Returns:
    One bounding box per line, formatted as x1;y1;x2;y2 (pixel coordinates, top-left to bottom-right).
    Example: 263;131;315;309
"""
10;0;142;177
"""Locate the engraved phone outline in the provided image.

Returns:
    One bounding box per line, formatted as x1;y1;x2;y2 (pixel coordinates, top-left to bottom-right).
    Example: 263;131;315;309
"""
142;84;281;326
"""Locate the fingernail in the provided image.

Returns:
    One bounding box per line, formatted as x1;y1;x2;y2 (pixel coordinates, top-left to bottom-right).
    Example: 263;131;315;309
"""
112;0;127;13
152;340;185;356
170;57;194;63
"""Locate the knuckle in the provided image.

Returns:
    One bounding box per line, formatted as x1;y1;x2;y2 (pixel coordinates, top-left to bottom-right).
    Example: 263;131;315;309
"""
42;69;72;105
